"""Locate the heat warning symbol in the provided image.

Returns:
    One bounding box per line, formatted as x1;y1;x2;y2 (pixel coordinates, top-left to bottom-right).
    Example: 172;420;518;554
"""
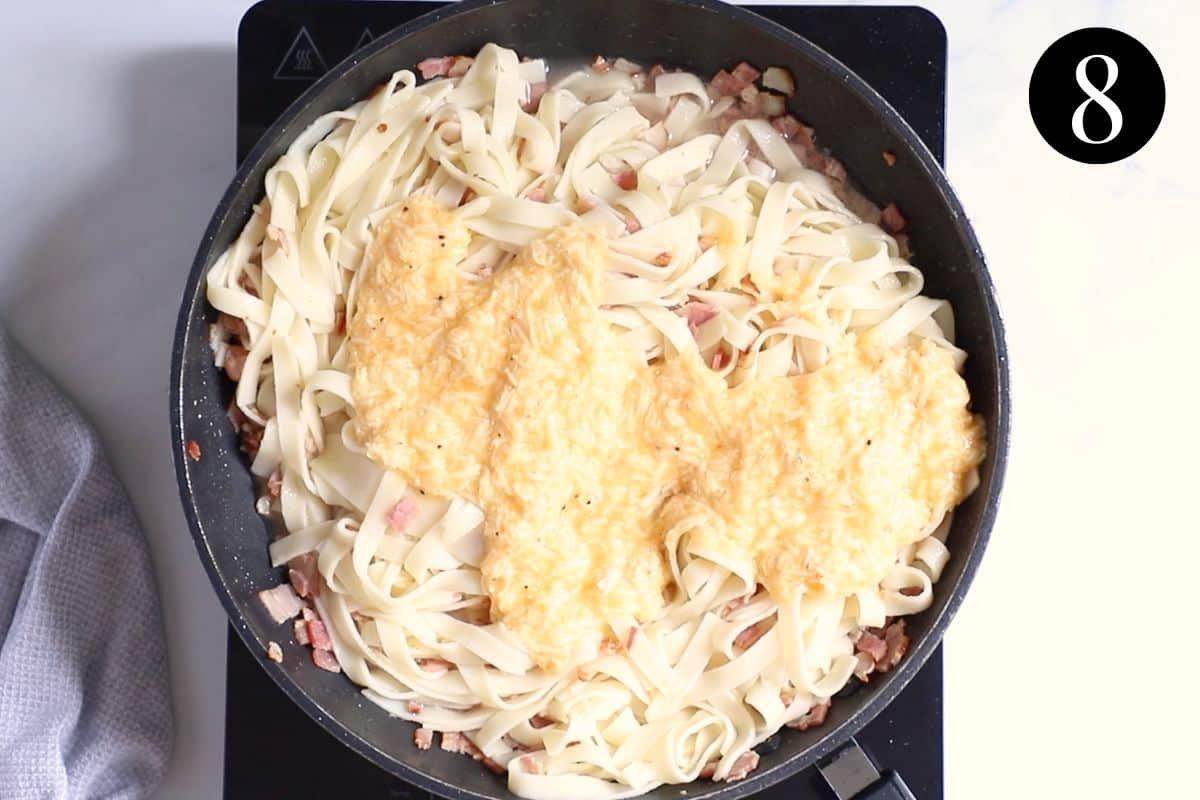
274;27;328;81
354;28;376;52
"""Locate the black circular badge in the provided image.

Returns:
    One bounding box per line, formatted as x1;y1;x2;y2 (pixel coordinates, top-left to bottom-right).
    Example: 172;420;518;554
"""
1029;27;1165;164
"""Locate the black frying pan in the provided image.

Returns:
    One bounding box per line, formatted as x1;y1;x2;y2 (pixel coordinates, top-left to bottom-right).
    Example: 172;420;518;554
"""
170;1;1010;797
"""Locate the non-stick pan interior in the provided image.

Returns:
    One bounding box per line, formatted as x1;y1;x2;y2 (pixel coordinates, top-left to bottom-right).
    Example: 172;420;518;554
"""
171;1;1008;797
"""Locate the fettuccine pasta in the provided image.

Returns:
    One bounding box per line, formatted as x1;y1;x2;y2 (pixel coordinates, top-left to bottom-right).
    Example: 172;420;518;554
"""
208;45;985;798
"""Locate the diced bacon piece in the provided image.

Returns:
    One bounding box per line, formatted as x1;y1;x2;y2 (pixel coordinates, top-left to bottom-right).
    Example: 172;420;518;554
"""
460;186;477;206
185;440;201;462
267;468;283;498
611;168;637;191
823;157;848;182
709;69;747;97
522;81;547;113
442;729;504;773
288;552;320;599
624;626;639;650
529;714;555;729
647;64;667;91
772;114;801;138
236;269;260;298
334;308;346;335
720;593;753;618
407;701;424;715
525;183;546;202
759;91;786;118
265;224;290;257
417;56;456;79
441;732;471;753
771;114;815;149
879;619;909;672
517;755;545;774
717;101;754;134
504;735;536;753
591;55;611;73
677;302;719;339
448;55;473;77
293;618;310;646
762;66;795;96
387;496;420;532
711;347;730;371
312;648;341;673
787;700;830;731
306;618;332;651
218;311;248;341
266;641;283;663
855;630;888;663
739;83;759;109
854;651;876;682
223;345;247;382
623;214;641;233
733;621;767;649
227;398;247;431
882;150;897;167
699;763;717;779
302;607;317;621
680;302;718;328
240;427;263;458
880;203;907;235
417;657;455;673
653;252;671;267
793;144;825;171
723;750;760;782
731;61;761;85
257;583;304;624
414;727;434;750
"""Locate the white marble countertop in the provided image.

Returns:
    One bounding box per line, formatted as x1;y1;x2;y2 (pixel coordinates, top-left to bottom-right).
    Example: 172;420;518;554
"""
1;1;1196;797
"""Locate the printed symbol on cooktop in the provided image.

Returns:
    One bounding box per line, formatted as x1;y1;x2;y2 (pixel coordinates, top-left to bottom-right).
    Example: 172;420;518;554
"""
274;26;328;81
354;27;376;52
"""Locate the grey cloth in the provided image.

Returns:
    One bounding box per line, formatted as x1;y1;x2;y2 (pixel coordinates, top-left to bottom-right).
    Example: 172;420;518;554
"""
0;327;172;799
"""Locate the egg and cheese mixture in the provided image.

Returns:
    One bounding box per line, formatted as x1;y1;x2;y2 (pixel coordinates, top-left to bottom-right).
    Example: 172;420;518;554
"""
350;197;985;672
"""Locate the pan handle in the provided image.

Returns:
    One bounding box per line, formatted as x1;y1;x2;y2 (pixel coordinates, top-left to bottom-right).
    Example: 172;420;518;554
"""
818;738;919;800
849;771;918;800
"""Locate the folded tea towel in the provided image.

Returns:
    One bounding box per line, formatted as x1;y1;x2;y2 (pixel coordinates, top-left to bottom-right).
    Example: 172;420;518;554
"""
0;326;172;798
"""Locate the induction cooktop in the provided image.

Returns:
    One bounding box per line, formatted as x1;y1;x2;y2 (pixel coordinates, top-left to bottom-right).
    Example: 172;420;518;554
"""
226;4;948;798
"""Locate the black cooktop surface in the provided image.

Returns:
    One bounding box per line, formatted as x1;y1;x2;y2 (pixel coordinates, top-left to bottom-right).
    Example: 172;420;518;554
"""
226;3;948;798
